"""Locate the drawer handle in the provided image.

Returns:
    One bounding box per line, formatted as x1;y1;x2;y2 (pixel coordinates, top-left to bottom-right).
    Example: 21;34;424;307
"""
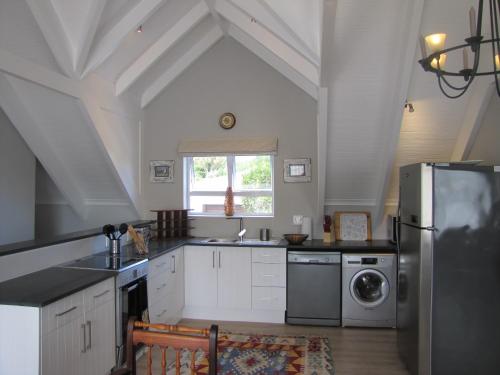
156;309;167;317
259;297;278;301
156;262;167;268
156;283;167;291
55;306;77;317
93;290;110;299
263;274;276;277
260;254;272;257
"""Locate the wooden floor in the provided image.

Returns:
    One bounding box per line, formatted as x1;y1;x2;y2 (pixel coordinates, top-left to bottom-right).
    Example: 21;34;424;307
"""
136;319;410;375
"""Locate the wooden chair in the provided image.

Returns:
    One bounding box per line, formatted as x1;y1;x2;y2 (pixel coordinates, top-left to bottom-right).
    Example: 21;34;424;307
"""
112;317;218;375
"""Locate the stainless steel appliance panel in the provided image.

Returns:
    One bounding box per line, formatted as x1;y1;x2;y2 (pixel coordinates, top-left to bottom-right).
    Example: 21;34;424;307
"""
286;252;341;326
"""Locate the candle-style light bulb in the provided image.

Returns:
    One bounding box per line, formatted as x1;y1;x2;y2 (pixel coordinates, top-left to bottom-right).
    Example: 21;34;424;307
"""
431;54;447;70
463;49;469;69
496;54;500;70
469;7;477;37
425;33;447;54
420;35;427;59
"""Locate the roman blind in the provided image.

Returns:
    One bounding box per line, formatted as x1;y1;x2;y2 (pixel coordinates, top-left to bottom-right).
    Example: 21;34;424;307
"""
178;137;278;155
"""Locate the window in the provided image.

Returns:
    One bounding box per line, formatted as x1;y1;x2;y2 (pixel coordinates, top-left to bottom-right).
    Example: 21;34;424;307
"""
184;155;274;216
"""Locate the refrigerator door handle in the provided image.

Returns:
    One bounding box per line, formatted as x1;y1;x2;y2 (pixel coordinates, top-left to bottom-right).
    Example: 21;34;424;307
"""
425;226;437;232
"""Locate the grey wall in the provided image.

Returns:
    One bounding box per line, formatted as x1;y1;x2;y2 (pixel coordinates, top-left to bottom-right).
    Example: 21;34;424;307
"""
468;94;500;164
0;107;36;245
142;38;318;239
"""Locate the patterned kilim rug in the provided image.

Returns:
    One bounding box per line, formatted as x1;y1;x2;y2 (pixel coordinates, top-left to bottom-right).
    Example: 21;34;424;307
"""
166;332;334;375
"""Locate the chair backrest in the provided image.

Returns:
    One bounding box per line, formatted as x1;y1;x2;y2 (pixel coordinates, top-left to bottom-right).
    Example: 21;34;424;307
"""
124;317;218;375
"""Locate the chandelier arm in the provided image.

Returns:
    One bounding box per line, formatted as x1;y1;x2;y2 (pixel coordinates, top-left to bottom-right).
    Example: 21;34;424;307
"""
490;0;500;91
436;57;476;91
438;75;469;99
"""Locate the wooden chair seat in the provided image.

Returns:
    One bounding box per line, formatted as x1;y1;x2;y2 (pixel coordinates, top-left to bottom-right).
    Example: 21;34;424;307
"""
112;317;218;375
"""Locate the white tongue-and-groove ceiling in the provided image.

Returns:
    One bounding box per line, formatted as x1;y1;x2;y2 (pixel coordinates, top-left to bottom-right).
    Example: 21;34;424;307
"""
0;0;496;227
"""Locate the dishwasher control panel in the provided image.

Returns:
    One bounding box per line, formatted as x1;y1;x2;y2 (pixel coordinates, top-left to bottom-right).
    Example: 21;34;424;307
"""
287;251;341;264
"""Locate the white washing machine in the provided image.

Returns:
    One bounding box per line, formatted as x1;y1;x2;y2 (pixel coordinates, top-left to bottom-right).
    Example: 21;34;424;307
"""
342;254;397;328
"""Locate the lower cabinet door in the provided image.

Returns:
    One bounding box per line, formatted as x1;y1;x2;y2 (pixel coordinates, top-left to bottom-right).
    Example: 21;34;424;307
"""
42;317;85;375
217;247;252;310
185;246;218;308
149;296;170;324
84;299;116;375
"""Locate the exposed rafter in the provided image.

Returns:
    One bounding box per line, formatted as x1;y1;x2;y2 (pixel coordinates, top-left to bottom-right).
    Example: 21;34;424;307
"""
25;0;75;78
116;2;210;96
0;48;80;98
372;0;426;224
141;26;223;108
451;81;495;161
0;74;87;219
204;0;228;35
228;25;318;99
215;0;319;86
83;0;167;76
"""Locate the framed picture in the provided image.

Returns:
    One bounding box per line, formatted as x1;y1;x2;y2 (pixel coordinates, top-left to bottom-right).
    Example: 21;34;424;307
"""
150;160;174;183
284;158;311;182
334;211;372;241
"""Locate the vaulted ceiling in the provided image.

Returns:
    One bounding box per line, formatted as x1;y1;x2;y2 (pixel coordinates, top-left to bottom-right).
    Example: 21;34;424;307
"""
0;0;497;228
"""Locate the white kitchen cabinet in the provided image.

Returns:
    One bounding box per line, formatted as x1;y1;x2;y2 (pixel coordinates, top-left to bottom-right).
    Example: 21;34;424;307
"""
217;247;251;310
251;247;286;312
148;247;185;324
39;277;116;375
184;246;218;308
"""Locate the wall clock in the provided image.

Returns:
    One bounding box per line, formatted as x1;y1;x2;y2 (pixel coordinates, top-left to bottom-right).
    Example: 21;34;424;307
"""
219;112;236;129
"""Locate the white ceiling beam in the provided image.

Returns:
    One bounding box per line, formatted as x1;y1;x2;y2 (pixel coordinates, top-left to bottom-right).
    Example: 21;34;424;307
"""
204;0;228;35
83;0;167;76
0;48;80;98
74;0;108;77
451;81;495;161
215;0;319;86
372;0;426;225
315;87;328;237
252;0;320;65
116;2;210;96
228;24;318;100
0;74;87;219
141;26;223;108
25;0;75;78
319;0;337;86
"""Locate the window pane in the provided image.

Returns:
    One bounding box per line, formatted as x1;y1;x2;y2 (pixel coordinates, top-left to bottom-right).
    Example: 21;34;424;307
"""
190;157;228;191
234;155;272;191
189;195;226;215
238;196;273;215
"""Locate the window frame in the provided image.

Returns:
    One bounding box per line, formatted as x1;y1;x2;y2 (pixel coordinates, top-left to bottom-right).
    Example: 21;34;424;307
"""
183;154;275;217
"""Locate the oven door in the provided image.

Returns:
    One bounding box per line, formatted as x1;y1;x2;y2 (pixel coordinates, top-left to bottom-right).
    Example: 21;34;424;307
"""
116;277;148;366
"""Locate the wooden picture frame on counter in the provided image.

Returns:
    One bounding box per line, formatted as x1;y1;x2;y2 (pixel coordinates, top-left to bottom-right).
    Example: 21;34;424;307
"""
334;211;372;241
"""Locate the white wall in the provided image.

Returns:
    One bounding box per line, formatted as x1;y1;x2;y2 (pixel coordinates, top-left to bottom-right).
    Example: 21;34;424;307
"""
0;107;36;245
467;94;500;164
142;38;318;239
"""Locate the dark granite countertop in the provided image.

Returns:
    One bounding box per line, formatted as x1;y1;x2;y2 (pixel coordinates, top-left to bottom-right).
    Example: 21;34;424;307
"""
287;239;397;253
0;267;115;307
0;220;154;258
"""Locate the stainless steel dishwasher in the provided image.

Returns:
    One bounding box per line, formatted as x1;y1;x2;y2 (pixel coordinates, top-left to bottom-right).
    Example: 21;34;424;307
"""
286;251;341;326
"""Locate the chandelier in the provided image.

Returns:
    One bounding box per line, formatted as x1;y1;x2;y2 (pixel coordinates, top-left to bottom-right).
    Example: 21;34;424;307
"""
419;0;500;98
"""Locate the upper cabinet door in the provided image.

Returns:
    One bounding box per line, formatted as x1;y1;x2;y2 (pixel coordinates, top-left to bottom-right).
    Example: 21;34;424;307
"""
184;246;218;308
217;247;251;310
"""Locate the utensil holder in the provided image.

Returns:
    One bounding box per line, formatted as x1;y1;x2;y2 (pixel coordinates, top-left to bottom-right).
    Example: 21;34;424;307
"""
260;228;270;241
110;239;120;255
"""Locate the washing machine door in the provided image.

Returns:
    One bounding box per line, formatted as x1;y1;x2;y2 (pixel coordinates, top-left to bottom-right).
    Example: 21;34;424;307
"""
350;269;390;308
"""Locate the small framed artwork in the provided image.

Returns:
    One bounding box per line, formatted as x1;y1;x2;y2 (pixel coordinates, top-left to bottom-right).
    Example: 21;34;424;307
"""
334;212;372;241
150;160;174;183
284;158;311;182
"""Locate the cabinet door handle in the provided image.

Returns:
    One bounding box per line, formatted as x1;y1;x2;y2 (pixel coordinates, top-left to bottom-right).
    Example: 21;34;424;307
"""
171;255;176;273
156;283;167;291
93;290;110;299
156;262;166;268
86;321;92;350
212;251;215;268
55;305;77;317
218;251;221;269
81;323;87;353
156;309;167;318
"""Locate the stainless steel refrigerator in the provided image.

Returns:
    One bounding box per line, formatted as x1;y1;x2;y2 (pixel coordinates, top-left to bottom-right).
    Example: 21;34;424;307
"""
397;163;500;375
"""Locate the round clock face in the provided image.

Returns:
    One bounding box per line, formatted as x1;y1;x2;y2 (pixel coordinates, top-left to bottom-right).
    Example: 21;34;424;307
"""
219;113;236;129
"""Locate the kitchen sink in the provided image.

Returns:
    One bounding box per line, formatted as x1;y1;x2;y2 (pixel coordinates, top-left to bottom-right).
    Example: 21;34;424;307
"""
204;238;281;245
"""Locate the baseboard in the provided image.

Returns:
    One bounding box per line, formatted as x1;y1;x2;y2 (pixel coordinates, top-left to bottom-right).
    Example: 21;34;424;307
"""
182;306;285;324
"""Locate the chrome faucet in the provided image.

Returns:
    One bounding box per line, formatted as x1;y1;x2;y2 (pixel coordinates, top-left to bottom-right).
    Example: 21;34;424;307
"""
227;217;246;242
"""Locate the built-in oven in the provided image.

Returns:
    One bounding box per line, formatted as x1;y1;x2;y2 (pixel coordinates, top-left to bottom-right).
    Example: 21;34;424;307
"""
115;261;148;367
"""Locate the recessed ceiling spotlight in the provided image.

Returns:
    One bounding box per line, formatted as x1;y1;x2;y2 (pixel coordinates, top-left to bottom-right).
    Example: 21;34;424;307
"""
136;25;143;33
404;100;415;113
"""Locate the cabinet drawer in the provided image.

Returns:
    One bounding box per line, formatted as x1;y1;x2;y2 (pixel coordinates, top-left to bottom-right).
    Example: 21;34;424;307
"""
83;278;115;312
149;294;174;324
149;254;171;278
148;273;174;305
41;291;84;335
252;263;286;287
252;248;286;264
252;287;286;310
